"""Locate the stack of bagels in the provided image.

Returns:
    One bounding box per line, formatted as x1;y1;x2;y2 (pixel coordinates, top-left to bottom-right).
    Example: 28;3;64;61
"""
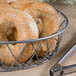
0;0;59;65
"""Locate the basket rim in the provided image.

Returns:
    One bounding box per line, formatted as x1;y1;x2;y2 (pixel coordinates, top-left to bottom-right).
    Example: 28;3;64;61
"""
0;9;68;44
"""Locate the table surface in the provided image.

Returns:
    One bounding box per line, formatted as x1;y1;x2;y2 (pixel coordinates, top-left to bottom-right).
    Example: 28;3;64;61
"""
0;2;76;76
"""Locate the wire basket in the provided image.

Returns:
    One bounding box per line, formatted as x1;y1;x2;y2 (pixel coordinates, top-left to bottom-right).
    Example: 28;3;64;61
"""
0;9;68;72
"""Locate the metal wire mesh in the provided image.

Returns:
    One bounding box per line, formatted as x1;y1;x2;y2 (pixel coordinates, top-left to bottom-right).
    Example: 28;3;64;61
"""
0;9;68;72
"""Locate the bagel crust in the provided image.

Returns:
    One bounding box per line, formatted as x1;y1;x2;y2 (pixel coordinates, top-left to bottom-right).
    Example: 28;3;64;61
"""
0;5;38;65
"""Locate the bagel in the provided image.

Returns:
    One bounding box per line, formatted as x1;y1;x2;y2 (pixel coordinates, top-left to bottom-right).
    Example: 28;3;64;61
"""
0;5;38;65
21;1;59;57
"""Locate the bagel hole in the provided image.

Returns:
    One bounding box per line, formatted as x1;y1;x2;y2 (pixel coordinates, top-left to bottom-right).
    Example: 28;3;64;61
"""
7;27;17;45
36;21;40;24
36;18;43;35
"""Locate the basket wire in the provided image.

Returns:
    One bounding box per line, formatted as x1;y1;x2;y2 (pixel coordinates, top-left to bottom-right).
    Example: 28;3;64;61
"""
0;9;68;72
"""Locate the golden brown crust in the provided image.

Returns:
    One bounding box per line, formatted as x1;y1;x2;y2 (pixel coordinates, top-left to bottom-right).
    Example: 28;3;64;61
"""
0;5;38;65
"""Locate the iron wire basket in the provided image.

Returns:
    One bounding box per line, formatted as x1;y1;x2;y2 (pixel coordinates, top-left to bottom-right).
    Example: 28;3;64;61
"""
0;9;68;72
